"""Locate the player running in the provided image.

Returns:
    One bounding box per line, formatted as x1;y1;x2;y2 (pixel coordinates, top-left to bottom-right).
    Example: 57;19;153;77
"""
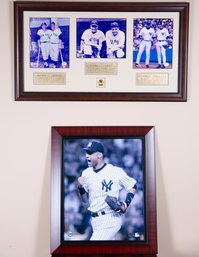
49;22;63;68
78;20;105;58
105;22;125;58
155;20;170;68
77;141;137;240
134;20;155;68
36;22;51;68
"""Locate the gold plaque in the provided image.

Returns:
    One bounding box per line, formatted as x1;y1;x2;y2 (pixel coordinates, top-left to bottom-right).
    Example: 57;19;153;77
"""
136;73;169;85
85;62;118;75
33;72;66;85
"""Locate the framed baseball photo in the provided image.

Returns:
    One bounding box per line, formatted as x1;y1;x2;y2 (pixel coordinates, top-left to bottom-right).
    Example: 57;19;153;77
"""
14;2;189;101
51;126;157;256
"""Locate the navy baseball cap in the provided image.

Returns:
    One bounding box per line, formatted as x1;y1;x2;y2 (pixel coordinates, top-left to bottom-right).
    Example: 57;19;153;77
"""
111;22;119;28
83;141;104;154
90;20;98;27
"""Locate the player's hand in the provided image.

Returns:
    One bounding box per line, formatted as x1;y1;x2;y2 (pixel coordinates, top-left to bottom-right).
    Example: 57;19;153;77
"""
120;202;127;213
77;176;86;187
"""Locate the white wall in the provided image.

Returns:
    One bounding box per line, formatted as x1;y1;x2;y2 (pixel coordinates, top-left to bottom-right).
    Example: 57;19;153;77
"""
0;0;198;257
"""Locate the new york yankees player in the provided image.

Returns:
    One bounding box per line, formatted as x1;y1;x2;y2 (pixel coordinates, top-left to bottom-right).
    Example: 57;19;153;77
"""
49;22;62;68
135;20;155;68
77;141;136;240
105;22;125;58
79;20;105;58
155;21;169;68
36;22;51;68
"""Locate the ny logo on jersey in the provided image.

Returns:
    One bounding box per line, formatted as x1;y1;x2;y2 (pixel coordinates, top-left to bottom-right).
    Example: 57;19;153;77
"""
101;179;113;192
110;39;119;45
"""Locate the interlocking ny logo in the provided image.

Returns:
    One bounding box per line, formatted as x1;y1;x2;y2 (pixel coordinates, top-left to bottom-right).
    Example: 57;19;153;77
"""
101;179;113;192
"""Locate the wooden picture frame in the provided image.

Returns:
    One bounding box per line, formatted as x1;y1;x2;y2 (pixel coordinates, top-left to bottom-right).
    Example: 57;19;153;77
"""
51;126;157;256
14;2;189;101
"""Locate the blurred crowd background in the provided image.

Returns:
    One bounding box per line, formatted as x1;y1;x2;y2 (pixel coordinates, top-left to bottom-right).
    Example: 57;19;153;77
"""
62;138;145;241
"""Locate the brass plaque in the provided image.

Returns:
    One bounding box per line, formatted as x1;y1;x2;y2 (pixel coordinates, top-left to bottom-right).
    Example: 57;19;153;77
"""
33;72;66;85
136;73;169;85
85;62;118;75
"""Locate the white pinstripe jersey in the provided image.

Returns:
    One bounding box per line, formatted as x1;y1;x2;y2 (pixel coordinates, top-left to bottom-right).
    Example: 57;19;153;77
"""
81;29;105;47
82;163;136;212
37;29;51;42
106;30;125;49
138;27;155;41
156;28;169;40
49;28;62;44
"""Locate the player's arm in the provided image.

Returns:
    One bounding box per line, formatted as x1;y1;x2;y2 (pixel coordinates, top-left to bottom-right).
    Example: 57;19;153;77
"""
165;28;170;38
165;29;170;43
119;169;137;212
137;28;144;40
35;33;41;47
96;31;106;51
118;31;125;49
105;31;112;50
81;30;92;46
161;29;170;48
79;30;86;52
151;31;157;49
58;38;62;49
121;184;137;212
57;30;63;48
37;39;41;48
77;176;88;203
79;39;85;53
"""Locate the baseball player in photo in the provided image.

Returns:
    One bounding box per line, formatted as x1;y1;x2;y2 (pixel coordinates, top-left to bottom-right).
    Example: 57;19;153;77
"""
36;22;51;68
155;21;170;68
105;22;125;58
49;22;62;68
77;141;137;240
79;20;105;58
135;20;155;68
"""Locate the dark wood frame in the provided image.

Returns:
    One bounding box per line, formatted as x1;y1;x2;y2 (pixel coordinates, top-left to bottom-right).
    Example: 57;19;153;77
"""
14;1;189;101
51;126;156;256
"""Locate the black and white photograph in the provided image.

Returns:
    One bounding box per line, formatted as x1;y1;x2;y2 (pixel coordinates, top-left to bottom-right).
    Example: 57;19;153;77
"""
76;18;126;59
29;17;70;68
133;18;174;69
62;138;145;241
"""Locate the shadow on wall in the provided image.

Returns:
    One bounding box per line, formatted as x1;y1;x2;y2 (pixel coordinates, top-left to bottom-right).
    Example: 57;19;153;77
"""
33;134;51;257
156;141;173;257
156;142;198;257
